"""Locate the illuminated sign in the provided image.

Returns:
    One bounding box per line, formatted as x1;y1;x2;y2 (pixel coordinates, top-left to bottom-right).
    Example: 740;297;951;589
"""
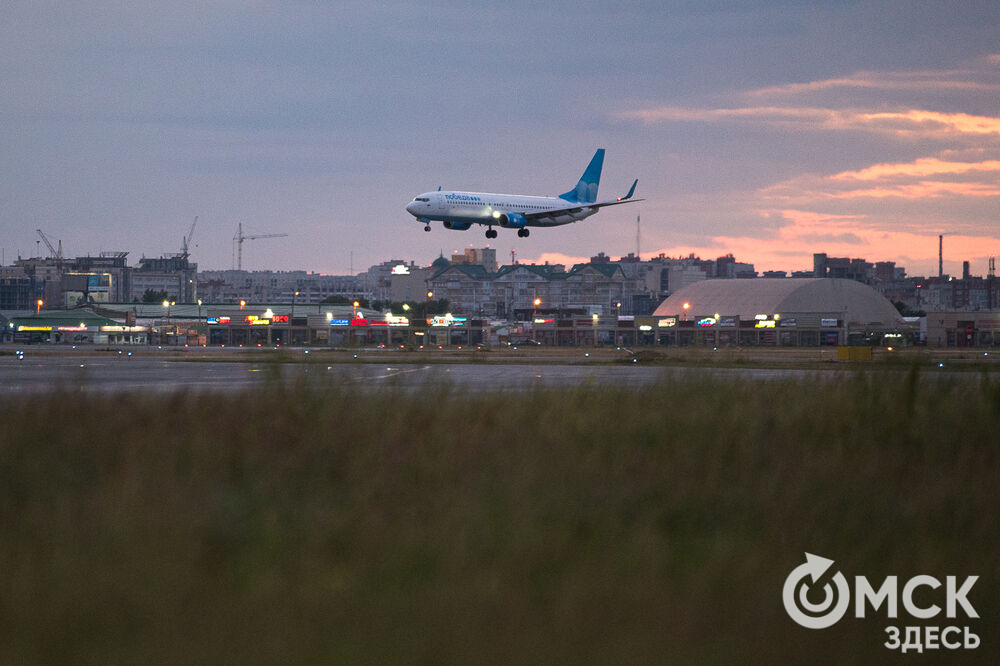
429;315;467;327
391;264;410;275
639;325;653;331
719;317;737;327
57;325;88;331
207;316;231;325
533;318;554;324
697;317;715;327
755;320;776;328
101;326;146;332
18;326;52;332
349;318;368;327
271;315;289;323
657;317;677;328
370;320;388;327
821;318;838;327
330;318;350;327
385;315;409;327
244;315;270;326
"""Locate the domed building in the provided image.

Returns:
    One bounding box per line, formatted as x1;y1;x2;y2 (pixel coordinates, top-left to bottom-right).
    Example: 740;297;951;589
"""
431;253;451;271
651;278;911;346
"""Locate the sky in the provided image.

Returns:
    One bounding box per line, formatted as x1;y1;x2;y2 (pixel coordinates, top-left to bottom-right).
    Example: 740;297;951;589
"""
2;0;999;277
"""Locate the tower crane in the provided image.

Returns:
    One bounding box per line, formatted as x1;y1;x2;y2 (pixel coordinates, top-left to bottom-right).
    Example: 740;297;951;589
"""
36;229;63;268
180;216;198;260
232;222;288;270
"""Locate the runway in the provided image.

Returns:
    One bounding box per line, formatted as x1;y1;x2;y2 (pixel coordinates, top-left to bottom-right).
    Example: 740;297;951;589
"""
0;349;831;394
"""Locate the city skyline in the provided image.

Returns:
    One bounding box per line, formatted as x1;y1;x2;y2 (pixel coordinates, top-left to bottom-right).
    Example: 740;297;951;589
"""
3;2;999;277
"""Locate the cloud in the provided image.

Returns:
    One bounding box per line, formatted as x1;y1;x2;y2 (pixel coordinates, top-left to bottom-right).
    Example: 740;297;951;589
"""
616;105;1000;139
746;68;1000;98
616;54;1000;139
831;157;1000;181
764;155;1000;202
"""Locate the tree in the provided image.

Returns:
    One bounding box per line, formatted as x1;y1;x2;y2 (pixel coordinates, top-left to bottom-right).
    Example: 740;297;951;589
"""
142;289;169;304
322;295;369;308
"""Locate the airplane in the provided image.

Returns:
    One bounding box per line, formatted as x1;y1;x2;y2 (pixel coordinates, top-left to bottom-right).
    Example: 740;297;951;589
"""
405;149;641;239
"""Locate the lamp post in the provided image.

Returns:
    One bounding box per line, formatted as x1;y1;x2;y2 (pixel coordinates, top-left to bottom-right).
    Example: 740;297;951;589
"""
36;299;43;314
683;302;690;321
592;313;598;347
162;299;175;344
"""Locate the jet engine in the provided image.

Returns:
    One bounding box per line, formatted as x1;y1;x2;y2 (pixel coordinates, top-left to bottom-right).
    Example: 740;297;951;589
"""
497;212;527;229
443;221;472;230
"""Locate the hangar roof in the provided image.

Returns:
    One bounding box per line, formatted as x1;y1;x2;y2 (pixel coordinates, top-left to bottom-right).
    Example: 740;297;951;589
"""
653;278;906;327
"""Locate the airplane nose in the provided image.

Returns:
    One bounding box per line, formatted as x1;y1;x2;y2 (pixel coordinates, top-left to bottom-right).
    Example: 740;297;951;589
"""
405;202;417;216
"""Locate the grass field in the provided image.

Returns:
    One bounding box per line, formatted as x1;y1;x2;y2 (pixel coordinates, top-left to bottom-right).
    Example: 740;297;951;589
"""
0;369;996;663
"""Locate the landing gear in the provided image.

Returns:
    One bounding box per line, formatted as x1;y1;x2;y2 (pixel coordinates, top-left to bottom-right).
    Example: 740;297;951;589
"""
424;225;431;232
517;228;530;238
485;228;497;239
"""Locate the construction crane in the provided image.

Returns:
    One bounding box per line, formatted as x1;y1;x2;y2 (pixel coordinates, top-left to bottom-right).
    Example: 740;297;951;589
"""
36;229;63;268
232;222;288;270
180;215;198;260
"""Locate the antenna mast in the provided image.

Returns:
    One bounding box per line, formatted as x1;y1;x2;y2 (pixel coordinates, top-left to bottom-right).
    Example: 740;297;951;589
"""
636;215;641;260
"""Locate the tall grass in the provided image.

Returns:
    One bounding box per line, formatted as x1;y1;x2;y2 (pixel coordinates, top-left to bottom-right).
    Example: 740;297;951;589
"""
0;371;996;663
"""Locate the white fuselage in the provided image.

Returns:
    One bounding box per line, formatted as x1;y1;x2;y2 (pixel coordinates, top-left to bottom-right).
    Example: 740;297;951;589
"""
406;191;597;228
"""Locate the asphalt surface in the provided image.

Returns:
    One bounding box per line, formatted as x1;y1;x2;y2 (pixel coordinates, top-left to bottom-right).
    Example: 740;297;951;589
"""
0;349;833;394
3;345;993;394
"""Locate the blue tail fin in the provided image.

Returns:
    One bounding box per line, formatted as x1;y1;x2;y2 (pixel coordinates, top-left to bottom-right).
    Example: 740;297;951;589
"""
559;149;604;203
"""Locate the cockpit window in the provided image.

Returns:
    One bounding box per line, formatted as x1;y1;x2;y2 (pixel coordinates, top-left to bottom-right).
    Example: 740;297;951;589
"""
414;197;430;202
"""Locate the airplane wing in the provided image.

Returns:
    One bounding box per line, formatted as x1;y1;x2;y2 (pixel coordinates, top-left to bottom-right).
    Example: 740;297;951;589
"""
523;179;643;221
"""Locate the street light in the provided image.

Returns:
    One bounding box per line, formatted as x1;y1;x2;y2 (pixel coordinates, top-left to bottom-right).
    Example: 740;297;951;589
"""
682;302;690;321
36;299;43;314
353;300;360;318
240;299;246;310
163;299;175;341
